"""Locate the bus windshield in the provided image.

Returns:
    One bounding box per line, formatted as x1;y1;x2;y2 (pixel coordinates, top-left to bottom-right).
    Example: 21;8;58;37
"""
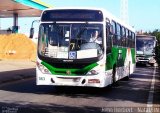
136;37;155;55
38;23;103;59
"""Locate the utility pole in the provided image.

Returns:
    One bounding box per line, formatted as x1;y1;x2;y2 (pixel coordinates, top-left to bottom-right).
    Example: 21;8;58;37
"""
120;0;129;25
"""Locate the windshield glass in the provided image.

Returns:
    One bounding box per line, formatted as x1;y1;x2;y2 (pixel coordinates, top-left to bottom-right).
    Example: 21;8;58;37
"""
38;23;103;59
136;38;155;55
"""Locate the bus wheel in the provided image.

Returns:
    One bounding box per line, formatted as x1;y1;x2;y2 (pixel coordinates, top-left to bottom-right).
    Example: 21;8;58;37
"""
124;75;129;81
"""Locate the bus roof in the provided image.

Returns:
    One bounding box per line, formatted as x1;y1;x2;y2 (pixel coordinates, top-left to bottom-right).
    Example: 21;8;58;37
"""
41;7;135;32
136;35;157;40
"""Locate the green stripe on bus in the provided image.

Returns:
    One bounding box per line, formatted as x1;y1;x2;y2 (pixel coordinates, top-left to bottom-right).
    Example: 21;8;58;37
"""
131;48;136;63
106;47;128;70
41;61;98;75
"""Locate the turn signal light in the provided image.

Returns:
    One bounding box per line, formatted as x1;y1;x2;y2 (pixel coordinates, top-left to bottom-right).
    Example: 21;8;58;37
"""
88;79;100;83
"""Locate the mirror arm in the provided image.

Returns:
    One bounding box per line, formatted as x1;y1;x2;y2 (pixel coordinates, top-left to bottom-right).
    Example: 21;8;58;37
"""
29;20;40;38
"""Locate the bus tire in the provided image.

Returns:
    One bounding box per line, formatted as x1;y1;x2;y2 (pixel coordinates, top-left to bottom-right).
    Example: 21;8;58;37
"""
124;75;129;81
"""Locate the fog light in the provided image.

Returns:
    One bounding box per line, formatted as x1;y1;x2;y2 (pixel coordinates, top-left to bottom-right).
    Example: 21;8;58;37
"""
51;78;55;83
81;79;86;84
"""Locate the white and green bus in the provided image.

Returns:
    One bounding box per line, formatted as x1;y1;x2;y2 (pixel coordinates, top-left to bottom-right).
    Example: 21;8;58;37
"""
136;35;157;66
30;8;136;87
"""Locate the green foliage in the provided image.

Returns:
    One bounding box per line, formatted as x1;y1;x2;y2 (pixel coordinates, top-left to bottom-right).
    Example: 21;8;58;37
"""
155;45;160;66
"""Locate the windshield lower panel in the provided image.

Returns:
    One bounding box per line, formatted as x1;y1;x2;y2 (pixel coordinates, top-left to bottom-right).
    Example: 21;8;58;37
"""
38;23;103;60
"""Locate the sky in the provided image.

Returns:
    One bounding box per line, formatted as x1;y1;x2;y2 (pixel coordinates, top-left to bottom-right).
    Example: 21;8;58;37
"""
0;0;160;34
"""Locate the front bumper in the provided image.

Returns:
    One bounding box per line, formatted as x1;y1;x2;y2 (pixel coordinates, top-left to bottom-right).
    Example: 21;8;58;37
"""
36;70;111;88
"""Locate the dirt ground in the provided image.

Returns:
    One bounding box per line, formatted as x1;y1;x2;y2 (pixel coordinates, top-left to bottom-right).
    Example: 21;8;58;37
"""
0;34;36;61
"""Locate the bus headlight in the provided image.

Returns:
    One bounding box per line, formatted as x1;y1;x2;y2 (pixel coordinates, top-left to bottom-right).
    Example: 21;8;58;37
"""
87;63;105;75
149;57;156;64
37;61;51;74
87;70;99;75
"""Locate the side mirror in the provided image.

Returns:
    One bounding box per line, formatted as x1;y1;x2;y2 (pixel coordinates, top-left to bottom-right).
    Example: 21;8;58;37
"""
29;28;34;38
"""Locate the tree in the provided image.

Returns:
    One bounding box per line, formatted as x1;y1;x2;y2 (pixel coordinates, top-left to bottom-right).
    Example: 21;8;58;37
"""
150;29;160;66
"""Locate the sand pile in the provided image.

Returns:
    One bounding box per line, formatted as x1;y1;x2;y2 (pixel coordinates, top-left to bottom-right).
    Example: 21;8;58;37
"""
0;34;36;61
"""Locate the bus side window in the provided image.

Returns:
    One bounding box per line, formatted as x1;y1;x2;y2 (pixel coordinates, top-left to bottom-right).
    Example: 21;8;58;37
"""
126;29;129;47
111;21;116;46
106;23;112;54
116;23;121;46
132;32;135;48
122;26;126;47
128;31;132;47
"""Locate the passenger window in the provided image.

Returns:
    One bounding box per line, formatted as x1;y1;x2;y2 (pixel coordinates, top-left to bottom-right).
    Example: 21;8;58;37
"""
126;29;129;47
128;31;132;47
121;27;126;47
116;24;122;46
106;25;112;54
132;32;135;48
111;21;117;46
